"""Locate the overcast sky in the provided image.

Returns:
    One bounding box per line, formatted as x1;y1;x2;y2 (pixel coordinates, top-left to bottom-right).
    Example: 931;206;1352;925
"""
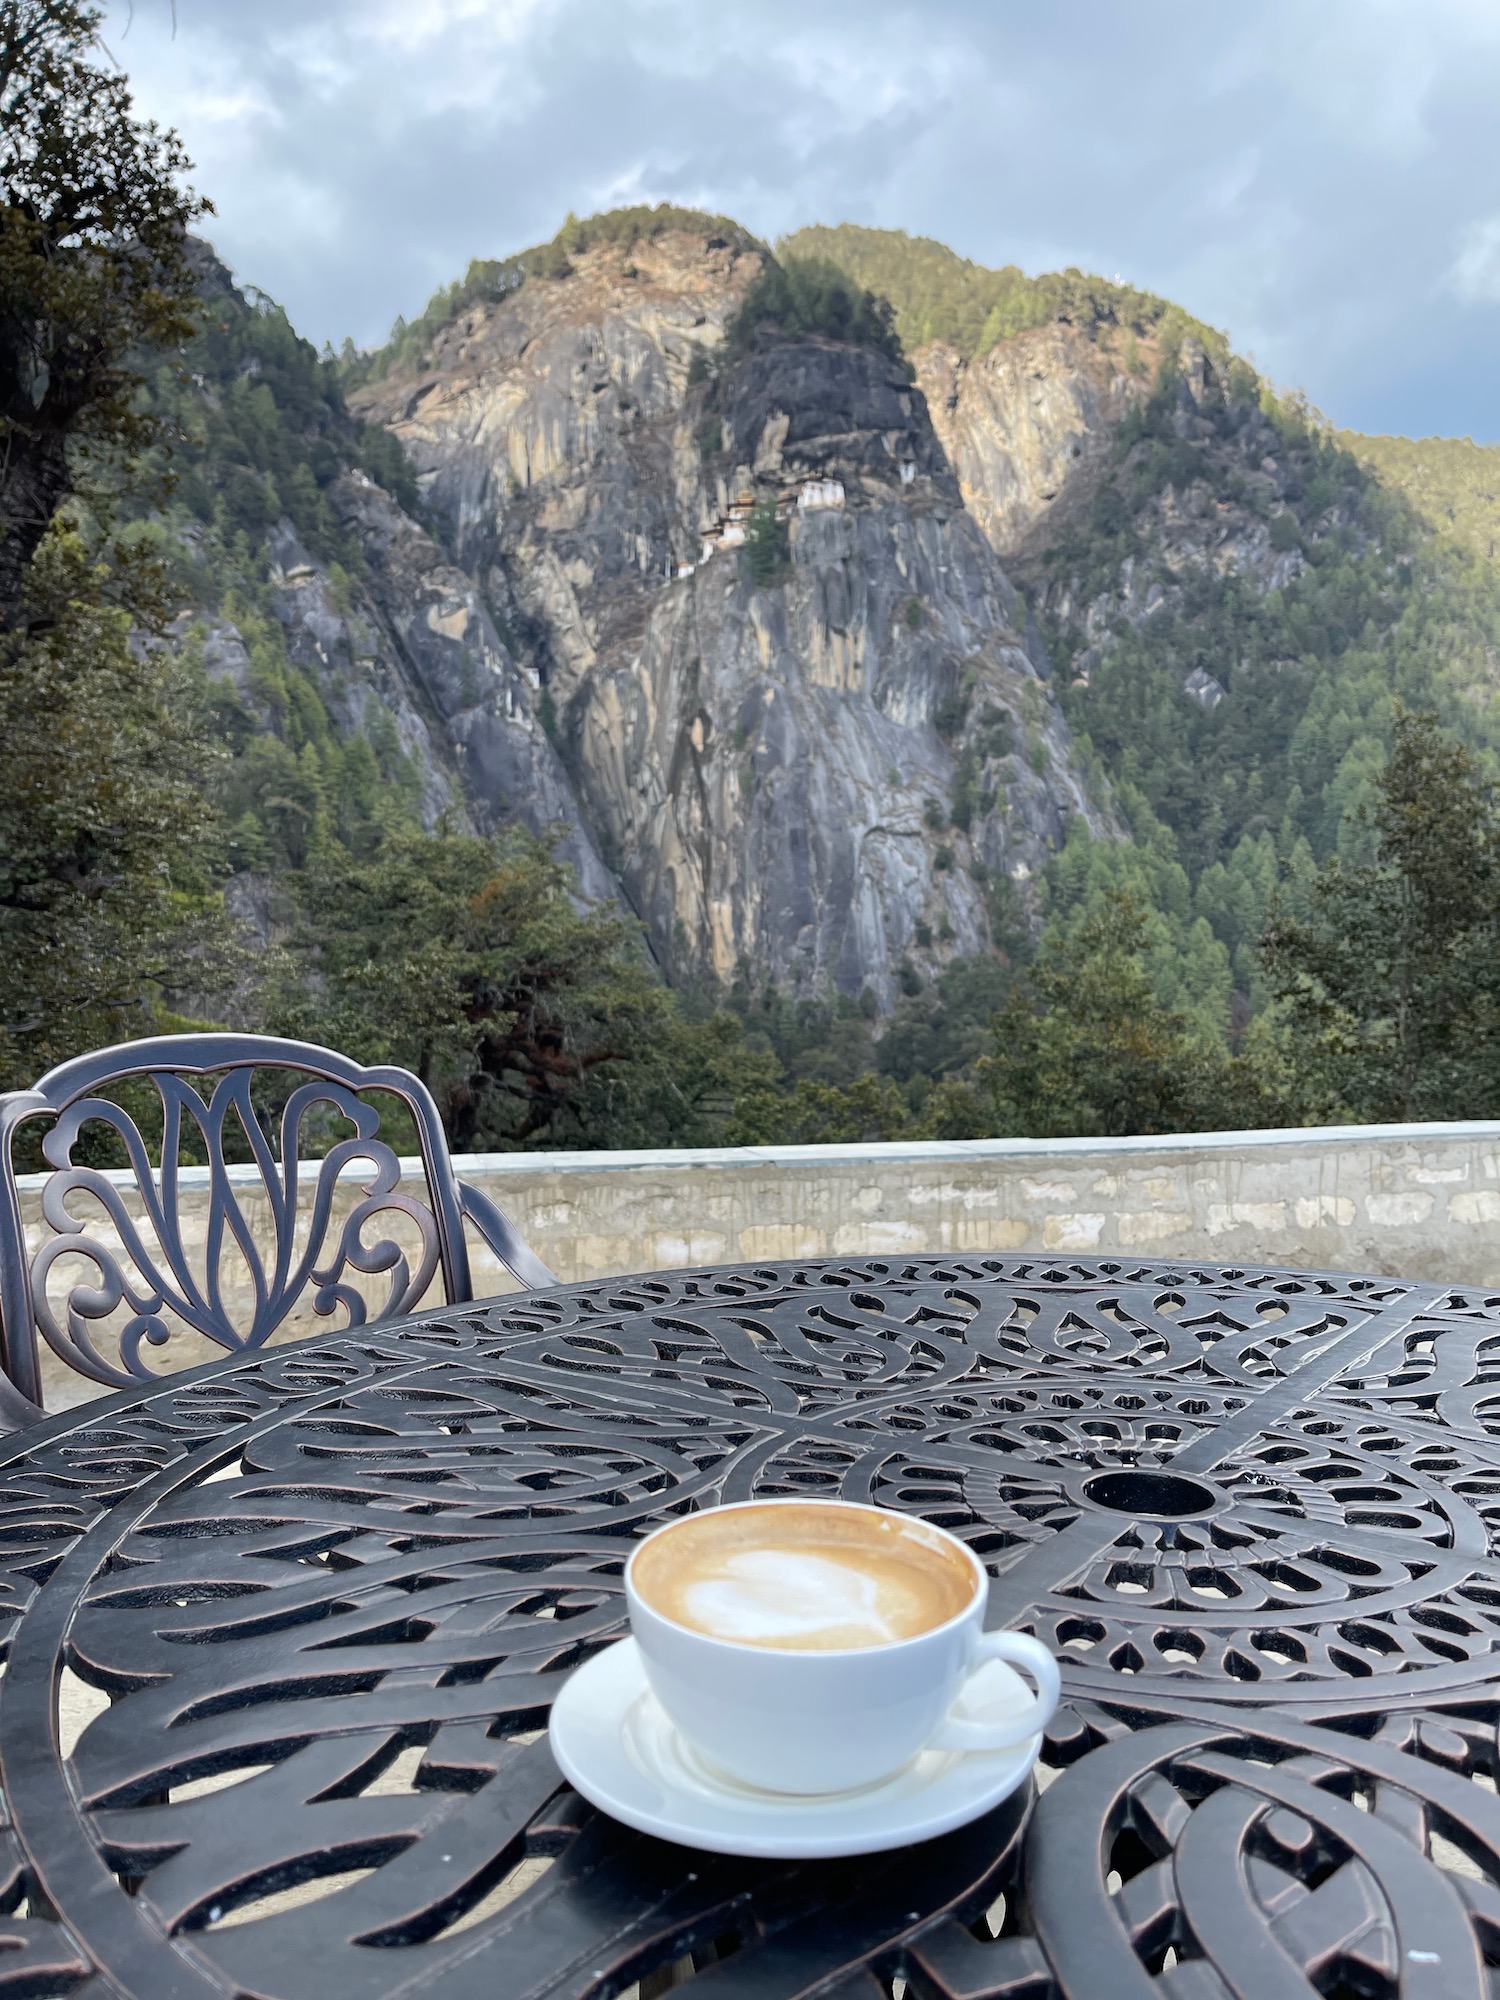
101;0;1500;442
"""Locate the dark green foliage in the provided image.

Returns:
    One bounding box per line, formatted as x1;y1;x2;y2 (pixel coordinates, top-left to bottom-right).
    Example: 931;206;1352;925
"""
270;827;782;1151
0;529;231;1085
357;419;420;516
950;710;1012;834
0;37;432;1088
729;981;877;1089
0;1;209;623
950;750;978;832
140;256;416;565
933;677;972;737
729;1070;912;1145
744;499;787;586
122;254;432;887
667;977;922;1146
727;256;903;364
965;893;1258;1138
877;957;1017;1093
0;5;234;1085
1261;711;1500;1121
203;593;424;873
969;713;1500;1140
782;224;1229;368
971;866;1034;967
974;704;1016;758
1039;339;1500;1052
1337;429;1500;566
558;203;761;255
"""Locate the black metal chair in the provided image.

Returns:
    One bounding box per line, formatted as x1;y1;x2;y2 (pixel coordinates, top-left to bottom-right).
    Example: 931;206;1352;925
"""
0;1034;555;1425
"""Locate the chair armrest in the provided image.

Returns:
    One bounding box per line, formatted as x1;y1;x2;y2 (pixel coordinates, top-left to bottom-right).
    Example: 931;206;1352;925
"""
458;1182;558;1292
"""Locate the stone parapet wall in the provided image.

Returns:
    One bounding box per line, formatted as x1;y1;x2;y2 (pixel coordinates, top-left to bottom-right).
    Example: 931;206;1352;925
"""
16;1121;1500;1408
458;1123;1500;1287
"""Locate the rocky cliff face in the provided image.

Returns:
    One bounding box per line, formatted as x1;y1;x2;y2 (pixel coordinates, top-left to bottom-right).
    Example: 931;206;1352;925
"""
193;474;615;903
164;238;618;922
328;473;616;901
914;322;1153;563
911;323;1325;695
352;230;1109;1004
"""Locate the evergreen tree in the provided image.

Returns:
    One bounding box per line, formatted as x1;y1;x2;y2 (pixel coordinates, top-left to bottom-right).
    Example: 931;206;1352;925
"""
727;257;903;363
270;828;782;1152
0;1;207;622
0;4;228;1085
966;892;1251;1138
1262;710;1500;1120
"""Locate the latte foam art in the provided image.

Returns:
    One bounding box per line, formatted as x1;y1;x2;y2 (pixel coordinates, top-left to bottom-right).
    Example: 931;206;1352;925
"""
631;1501;977;1650
682;1548;898;1647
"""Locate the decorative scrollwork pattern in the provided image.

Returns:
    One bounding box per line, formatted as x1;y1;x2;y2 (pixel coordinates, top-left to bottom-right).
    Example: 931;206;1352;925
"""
28;1071;442;1387
4;1253;1500;1995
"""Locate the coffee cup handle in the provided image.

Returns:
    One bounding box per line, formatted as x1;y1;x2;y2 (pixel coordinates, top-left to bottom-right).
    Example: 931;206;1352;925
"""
928;1631;1060;1752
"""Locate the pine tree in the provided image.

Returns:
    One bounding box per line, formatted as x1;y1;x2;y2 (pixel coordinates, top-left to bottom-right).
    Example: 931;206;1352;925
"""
1262;711;1500;1120
0;1;208;622
0;4;226;1084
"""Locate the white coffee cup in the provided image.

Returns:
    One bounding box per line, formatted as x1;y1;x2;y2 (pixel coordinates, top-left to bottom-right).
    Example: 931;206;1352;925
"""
623;1497;1060;1796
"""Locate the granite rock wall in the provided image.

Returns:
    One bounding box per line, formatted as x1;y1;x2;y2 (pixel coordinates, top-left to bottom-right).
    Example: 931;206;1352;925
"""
351;231;1112;1002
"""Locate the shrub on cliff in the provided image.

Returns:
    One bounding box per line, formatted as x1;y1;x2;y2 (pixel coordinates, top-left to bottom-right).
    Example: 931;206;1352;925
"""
744;499;787;586
727;257;904;365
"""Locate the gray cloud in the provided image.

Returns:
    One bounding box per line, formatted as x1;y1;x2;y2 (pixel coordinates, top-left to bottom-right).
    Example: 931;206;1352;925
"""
104;0;1500;439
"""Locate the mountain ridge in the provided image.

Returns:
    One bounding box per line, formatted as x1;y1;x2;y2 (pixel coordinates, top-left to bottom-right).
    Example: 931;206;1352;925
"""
346;221;1109;1004
159;208;1500;1066
772;224;1500;1036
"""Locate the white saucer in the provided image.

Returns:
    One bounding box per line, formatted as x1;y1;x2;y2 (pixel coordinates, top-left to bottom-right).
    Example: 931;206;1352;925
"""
547;1637;1042;1858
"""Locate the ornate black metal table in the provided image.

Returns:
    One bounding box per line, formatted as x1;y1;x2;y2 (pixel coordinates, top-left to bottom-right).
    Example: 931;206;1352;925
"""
2;1251;1500;1999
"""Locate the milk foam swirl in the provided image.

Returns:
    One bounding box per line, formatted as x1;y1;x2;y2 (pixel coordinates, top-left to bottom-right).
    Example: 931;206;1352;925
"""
682;1548;900;1646
631;1501;977;1650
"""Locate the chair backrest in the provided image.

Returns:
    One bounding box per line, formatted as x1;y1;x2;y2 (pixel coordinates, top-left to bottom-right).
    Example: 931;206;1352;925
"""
0;1033;554;1420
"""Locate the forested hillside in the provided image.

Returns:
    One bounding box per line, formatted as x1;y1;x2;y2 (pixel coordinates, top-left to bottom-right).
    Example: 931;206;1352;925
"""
134;246;433;874
1334;429;1500;565
187;219;1500;1136
1036;373;1500;1006
781;223;1228;368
